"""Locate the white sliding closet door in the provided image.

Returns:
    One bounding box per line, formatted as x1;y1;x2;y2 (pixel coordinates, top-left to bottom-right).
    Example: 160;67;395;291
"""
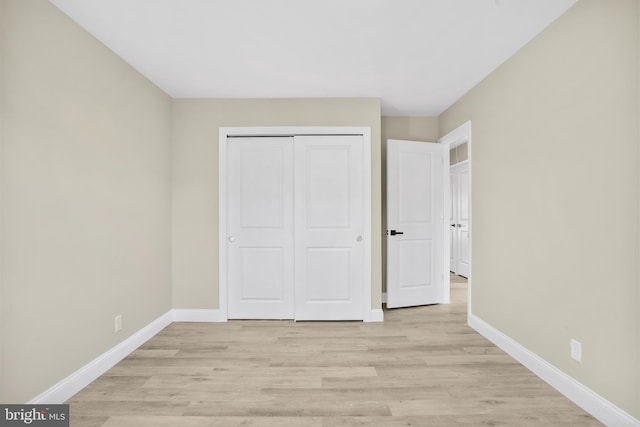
227;137;295;319
225;134;365;321
294;136;364;320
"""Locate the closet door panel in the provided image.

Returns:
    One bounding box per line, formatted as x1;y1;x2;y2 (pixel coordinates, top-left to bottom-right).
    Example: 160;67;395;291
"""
227;137;294;319
294;136;364;320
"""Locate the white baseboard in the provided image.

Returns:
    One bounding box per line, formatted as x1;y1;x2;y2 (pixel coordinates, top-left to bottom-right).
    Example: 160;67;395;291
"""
172;309;227;322
364;308;384;322
469;314;640;427
381;292;387;304
28;310;173;404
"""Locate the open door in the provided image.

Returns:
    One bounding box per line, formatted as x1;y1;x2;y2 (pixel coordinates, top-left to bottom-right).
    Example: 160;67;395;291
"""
386;139;448;308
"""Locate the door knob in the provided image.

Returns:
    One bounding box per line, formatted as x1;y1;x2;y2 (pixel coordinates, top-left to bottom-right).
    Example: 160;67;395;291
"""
389;230;404;236
228;236;236;243
356;235;363;242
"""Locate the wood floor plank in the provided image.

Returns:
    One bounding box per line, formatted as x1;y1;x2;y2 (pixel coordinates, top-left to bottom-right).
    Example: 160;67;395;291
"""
184;400;392;417
100;416;323;427
69;416;109;427
68;400;189;416
142;374;324;389
128;349;180;358
262;386;449;401
67;276;602;426
388;396;595;417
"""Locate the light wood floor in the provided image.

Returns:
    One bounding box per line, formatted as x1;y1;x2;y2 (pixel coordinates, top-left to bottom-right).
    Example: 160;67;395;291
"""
68;275;601;426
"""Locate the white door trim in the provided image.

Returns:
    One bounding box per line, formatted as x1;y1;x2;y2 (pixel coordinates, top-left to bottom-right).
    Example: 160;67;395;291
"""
219;126;373;321
450;160;469;169
438;121;472;314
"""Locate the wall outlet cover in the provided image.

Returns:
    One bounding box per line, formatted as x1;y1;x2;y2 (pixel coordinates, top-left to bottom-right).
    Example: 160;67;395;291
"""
570;339;582;362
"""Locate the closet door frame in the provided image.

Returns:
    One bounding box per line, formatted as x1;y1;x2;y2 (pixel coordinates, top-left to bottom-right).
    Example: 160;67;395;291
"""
219;127;372;321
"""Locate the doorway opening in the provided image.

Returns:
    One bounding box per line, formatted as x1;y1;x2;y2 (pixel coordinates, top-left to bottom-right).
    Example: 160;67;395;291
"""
438;121;472;316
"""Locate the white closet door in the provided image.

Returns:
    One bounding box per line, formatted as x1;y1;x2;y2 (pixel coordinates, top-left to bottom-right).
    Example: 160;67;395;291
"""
294;135;364;320
227;137;294;319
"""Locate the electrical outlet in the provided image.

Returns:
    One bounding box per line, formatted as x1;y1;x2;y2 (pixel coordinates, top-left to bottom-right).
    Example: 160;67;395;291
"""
570;339;582;362
114;314;122;332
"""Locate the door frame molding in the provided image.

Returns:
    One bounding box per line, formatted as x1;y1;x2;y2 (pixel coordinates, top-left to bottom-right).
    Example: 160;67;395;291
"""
438;121;472;312
219;126;373;321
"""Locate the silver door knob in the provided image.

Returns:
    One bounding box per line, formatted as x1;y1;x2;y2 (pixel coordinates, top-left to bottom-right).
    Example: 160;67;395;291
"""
228;236;236;243
356;235;363;242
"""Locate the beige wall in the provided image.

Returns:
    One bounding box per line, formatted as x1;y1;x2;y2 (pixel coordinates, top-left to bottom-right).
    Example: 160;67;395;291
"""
0;0;172;402
439;0;640;418
381;116;439;143
172;98;382;310
380;116;438;292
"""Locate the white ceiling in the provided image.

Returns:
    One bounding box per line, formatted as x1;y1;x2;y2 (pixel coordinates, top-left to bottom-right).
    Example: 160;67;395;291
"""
49;0;577;116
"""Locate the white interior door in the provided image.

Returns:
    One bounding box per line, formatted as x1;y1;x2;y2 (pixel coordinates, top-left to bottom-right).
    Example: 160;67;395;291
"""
452;162;470;277
294;135;364;320
449;172;458;273
227;137;295;319
386;139;447;308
